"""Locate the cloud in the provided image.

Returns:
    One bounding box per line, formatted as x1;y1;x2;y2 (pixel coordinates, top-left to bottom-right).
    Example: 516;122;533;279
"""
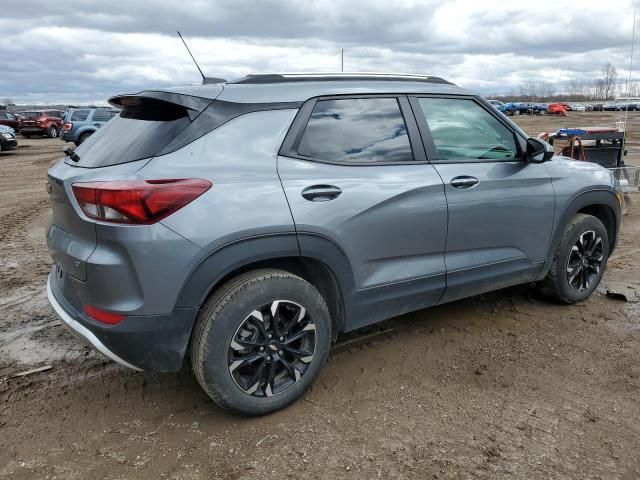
1;0;639;103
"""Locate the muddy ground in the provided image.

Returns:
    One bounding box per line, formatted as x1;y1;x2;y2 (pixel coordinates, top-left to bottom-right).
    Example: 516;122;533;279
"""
0;112;639;479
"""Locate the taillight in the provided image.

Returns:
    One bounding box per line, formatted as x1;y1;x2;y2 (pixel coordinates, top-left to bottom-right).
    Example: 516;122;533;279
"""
83;304;126;325
71;179;212;224
64;122;73;131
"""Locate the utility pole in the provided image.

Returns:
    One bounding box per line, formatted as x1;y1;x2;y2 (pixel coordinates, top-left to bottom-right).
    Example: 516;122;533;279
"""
341;49;344;72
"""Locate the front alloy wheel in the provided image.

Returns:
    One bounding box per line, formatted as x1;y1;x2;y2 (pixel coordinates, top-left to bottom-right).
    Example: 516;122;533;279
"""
229;300;316;397
566;231;604;292
540;213;609;304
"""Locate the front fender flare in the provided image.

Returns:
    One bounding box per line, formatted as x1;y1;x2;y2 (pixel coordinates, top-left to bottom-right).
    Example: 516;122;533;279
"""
537;189;620;280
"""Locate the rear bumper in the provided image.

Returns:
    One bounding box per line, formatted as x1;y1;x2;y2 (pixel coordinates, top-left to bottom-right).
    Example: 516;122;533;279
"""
47;272;198;372
60;131;74;142
47;274;142;370
21;127;46;135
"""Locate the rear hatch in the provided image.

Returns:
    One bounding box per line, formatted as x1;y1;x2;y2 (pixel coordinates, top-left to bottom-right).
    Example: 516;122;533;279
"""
20;111;41;128
46;87;221;281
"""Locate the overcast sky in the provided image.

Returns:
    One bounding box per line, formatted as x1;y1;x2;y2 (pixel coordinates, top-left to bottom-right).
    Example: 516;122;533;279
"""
2;0;640;104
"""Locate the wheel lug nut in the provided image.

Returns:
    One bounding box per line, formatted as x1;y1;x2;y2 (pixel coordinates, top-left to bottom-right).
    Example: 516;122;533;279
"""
267;355;272;361
278;350;283;355
259;346;264;352
267;333;272;339
279;336;284;341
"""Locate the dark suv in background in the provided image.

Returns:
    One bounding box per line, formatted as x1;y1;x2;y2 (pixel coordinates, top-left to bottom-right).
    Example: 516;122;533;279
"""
19;110;64;138
61;107;119;145
0;111;20;130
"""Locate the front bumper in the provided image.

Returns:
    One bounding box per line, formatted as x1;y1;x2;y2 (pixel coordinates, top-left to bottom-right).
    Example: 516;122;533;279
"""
47;272;198;372
0;135;17;151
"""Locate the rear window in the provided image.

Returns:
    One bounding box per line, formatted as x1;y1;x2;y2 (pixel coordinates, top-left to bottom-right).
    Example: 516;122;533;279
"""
71;98;190;168
22;112;42;119
70;110;90;121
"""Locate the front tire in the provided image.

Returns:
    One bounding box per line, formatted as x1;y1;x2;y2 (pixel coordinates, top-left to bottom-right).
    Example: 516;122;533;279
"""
191;269;332;415
541;214;609;304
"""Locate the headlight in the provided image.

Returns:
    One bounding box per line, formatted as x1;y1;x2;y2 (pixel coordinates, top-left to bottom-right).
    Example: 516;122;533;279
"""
1;132;13;140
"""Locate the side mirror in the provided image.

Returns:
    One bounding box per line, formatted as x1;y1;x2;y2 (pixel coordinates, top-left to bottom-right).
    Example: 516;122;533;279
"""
525;137;554;163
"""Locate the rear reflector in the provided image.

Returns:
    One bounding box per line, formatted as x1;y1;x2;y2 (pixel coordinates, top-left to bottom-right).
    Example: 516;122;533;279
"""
83;305;126;325
72;179;212;224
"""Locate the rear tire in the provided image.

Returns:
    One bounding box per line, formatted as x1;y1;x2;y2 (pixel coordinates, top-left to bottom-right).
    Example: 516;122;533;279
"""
541;214;609;304
47;126;58;138
191;269;332;415
77;131;92;145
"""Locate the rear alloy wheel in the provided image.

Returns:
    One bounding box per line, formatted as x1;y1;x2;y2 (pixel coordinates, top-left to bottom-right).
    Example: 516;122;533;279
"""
514;109;521;115
191;269;331;415
228;300;316;397
48;125;58;138
541;213;609;303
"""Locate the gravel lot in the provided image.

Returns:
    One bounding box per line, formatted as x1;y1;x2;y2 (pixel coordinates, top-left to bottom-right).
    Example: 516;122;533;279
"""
1;111;639;479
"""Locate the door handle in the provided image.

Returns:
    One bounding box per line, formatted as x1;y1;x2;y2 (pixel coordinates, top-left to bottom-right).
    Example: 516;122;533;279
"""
301;185;342;202
450;176;479;189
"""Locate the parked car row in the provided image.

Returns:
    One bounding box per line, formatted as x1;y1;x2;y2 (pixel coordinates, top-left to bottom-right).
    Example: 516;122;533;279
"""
487;99;640;116
0;107;119;144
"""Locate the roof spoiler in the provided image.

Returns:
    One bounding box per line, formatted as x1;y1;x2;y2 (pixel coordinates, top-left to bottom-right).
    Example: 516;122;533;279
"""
108;90;213;118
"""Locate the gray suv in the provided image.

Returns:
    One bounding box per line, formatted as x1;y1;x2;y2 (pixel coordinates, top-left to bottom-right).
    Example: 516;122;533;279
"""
46;73;622;415
61;107;119;145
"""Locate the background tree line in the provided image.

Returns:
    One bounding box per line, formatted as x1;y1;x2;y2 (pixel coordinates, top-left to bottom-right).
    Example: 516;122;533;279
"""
490;63;639;102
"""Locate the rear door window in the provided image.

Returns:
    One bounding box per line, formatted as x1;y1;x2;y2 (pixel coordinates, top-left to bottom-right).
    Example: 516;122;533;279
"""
70;110;90;121
296;98;414;163
71;98;190;168
91;110;113;122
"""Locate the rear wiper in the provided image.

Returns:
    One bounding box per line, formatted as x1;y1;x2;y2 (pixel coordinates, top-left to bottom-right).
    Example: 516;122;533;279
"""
63;145;80;162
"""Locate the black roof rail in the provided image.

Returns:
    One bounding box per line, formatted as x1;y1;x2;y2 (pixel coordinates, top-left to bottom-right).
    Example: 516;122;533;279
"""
228;72;453;85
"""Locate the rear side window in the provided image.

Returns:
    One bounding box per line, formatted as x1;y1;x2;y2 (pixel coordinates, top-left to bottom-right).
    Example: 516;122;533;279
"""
91;110;114;122
72;98;190;168
418;98;518;161
297;98;413;163
70;110;90;121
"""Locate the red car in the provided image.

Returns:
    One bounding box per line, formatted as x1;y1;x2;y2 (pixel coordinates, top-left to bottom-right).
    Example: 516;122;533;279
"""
547;103;568;116
0;111;19;130
19;110;64;138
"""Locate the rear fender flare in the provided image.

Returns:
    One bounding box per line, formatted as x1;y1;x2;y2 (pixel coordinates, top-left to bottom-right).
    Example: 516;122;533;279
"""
175;233;356;329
